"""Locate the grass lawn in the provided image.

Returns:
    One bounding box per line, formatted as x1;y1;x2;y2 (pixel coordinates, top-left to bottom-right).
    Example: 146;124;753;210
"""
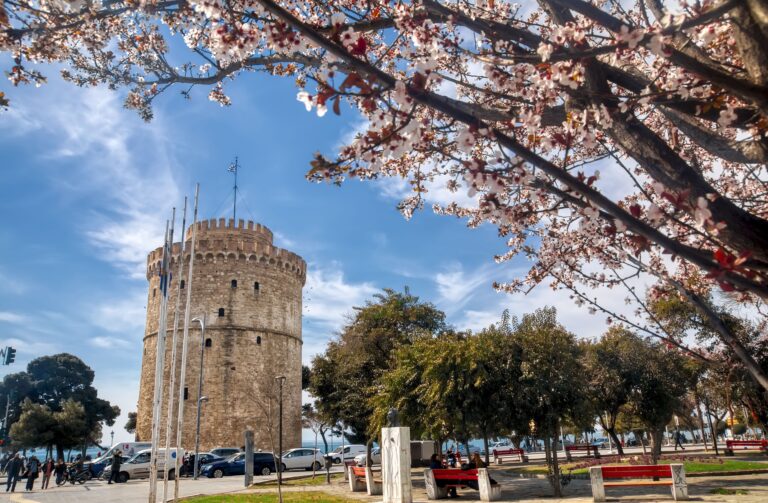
502;458;768;476
257;474;344;487
182;491;359;503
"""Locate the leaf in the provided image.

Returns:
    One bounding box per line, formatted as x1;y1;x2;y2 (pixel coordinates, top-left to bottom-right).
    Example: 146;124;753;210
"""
332;96;341;116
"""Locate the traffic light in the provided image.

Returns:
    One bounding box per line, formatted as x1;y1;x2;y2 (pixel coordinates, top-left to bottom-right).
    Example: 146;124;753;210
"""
4;347;15;365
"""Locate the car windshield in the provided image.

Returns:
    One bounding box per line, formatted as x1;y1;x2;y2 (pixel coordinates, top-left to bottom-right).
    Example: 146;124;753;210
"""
228;454;244;463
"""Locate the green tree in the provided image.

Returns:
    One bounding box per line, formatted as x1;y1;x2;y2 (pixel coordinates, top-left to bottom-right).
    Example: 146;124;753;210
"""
626;343;696;463
125;412;137;435
512;307;588;497
9;400;57;450
2;353;119;457
582;328;647;455
308;288;446;443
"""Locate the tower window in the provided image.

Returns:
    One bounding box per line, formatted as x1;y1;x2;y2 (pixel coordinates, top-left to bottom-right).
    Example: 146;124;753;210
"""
205;338;212;348
254;281;260;292
153;288;157;298
183;387;189;400
231;279;237;288
256;336;262;345
180;280;185;289
218;308;225;317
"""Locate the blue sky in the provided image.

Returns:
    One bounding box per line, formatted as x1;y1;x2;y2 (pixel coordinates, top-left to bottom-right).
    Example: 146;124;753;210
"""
0;69;627;445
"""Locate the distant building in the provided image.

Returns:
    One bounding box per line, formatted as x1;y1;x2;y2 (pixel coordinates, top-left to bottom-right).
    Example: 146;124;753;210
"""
136;218;306;452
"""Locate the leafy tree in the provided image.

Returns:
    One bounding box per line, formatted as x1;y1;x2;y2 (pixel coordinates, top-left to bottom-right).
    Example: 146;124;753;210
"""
9;400;57;450
512;307;587;497
308;288;446;443
583;327;647;455
301;365;311;390
301;403;331;453
626;343;696;463
2;354;119;456
125;412;137;435
3;0;767;391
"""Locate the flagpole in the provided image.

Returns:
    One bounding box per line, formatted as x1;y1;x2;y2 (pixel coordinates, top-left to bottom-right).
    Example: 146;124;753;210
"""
174;184;199;502
149;209;175;503
162;197;187;503
229;157;238;222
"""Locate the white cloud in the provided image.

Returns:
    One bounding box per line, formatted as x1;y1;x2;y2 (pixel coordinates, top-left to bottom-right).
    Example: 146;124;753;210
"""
5;81;181;279
377;172;479;209
434;262;501;315
303;263;379;330
90;291;148;334
90;336;132;349
0;311;25;324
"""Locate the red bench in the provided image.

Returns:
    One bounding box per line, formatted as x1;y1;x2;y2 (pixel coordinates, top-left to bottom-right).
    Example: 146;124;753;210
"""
425;468;500;501
491;448;528;464
348;465;382;495
589;464;687;502
565;444;600;461
725;439;768;456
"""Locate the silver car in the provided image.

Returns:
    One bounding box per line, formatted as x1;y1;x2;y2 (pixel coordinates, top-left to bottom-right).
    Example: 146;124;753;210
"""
354;447;381;467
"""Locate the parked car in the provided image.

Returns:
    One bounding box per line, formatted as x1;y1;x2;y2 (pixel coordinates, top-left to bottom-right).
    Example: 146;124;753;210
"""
102;448;183;483
280;448;324;471
210;447;241;458
86;442;152;477
329;444;367;464
591;437;610;449
354;448;381;467
196;452;223;466
201;452;277;478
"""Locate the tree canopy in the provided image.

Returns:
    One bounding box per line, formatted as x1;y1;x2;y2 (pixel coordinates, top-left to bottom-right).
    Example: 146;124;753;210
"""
308;288;446;443
2;0;767;391
0;353;119;456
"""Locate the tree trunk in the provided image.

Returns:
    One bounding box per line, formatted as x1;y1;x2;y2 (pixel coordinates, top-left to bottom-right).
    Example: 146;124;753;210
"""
606;427;624;456
320;430;328;453
704;400;720;456
56;445;64;462
695;395;709;452
543;433;562;497
649;429;664;464
638;431;648;456
483;432;490;466
366;438;374;468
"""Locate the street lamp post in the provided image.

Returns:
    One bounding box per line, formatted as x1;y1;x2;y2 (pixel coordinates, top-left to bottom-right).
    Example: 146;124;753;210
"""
110;430;114;446
192;315;207;479
275;376;286;503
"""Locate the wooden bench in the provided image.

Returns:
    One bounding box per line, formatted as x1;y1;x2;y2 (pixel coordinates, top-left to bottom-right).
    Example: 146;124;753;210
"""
565;444;600;461
342;460;356;481
725;439;768;456
425;468;501;502
348;465;382;495
589;464;687;502
492;448;529;464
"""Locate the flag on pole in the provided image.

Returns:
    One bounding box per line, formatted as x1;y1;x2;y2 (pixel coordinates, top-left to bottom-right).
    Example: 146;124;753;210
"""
228;161;237;173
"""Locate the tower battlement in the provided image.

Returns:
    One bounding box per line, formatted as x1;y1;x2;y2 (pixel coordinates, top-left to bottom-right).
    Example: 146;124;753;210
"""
145;219;305;283
136;217;304;452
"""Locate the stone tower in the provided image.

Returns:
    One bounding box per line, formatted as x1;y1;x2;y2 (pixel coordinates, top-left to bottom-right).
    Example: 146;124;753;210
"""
136;218;306;452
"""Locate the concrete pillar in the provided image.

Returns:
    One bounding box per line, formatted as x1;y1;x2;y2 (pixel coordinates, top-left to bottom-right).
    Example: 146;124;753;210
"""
382;427;412;503
670;464;688;501
589;466;605;502
478;468;501;501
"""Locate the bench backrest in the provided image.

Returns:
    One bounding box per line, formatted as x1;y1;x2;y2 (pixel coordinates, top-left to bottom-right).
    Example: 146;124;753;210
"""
431;468;478;481
495;449;522;455
351;466;366;477
726;440;767;447
601;465;672;479
566;444;594;451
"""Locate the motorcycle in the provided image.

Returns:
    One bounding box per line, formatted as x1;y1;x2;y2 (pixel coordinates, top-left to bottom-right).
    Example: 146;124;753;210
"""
56;465;91;485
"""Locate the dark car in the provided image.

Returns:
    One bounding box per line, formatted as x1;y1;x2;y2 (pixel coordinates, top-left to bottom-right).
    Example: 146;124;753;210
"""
210;447;241;458
201;452;276;478
88;455;130;478
197;453;223;466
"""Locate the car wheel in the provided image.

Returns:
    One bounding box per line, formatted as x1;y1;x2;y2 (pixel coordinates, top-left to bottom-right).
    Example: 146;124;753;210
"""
167;469;175;481
84;471;93;481
280;463;287;473
119;472;129;483
260;466;271;476
333;457;341;464
311;461;322;471
213;468;224;479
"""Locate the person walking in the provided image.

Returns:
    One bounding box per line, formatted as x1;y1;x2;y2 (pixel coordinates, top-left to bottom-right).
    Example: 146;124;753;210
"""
5;453;22;492
674;430;686;451
41;458;54;489
25;455;40;492
107;450;122;484
54;459;66;485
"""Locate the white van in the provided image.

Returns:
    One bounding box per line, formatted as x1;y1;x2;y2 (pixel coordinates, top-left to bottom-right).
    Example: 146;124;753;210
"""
103;448;184;482
329;444;367;463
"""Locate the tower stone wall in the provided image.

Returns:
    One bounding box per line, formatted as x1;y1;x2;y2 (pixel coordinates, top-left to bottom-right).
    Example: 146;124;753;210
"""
136;218;305;452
